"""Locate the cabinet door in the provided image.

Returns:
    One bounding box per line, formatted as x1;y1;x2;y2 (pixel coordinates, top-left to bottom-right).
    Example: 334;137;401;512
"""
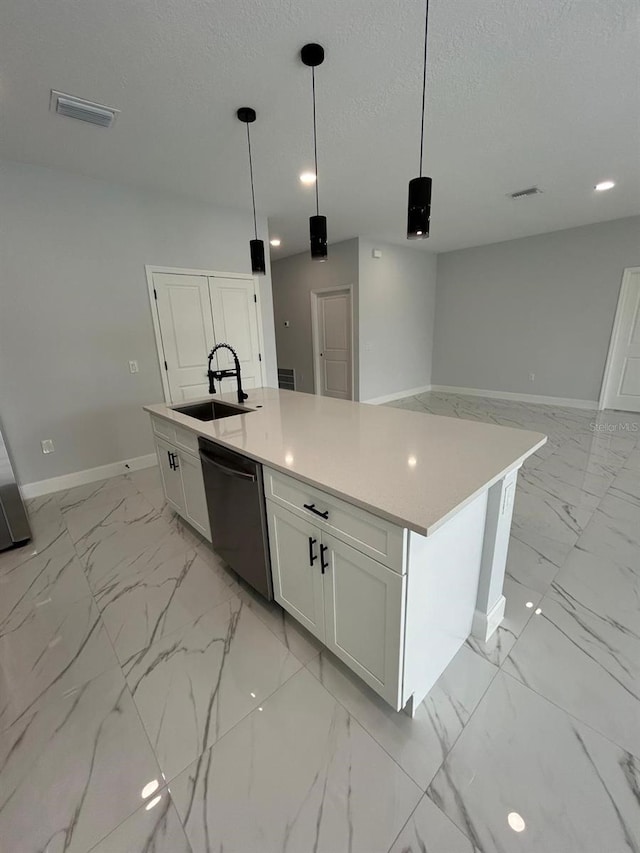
178;450;211;541
266;502;325;642
155;438;184;513
322;533;405;708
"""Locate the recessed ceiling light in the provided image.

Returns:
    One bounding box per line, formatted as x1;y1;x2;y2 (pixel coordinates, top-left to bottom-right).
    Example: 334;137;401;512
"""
299;171;316;185
270;238;281;247
594;180;615;192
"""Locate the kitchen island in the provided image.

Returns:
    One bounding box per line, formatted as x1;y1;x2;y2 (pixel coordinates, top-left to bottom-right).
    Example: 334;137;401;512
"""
144;388;545;714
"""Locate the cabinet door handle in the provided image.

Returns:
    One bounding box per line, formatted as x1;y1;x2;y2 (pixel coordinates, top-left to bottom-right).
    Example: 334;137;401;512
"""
320;544;329;574
303;503;329;520
308;537;317;566
167;450;175;470
172;452;180;470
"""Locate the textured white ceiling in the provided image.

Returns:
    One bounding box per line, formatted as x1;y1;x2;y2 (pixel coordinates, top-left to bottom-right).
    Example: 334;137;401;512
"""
1;0;638;257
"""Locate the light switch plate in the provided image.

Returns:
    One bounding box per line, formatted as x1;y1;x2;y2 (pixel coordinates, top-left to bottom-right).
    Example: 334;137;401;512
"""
41;439;55;454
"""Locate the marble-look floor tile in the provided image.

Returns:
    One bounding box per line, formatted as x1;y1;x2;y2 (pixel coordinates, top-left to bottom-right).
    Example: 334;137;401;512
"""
608;465;640;508
170;667;422;853
504;545;640;758
0;666;162;853
574;492;640;571
307;643;496;789
125;596;302;781
428;672;640;853
57;474;139;512
127;463;161;493
388;795;478;853
0;531;91;627
0;493;65;575
95;542;238;663
66;493;176;589
88;788;192;853
0;594;118;731
512;476;589;563
227;566;324;665
506;532;561;592
466;576;543;666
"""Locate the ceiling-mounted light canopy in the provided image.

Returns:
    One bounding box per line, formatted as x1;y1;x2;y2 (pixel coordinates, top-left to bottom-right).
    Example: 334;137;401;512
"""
301;43;328;261
237;106;266;275
407;0;433;240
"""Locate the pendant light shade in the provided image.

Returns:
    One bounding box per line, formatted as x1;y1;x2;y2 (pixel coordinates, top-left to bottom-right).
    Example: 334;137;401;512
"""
301;43;328;261
250;239;266;275
407;176;432;239
237;106;265;275
407;0;433;240
310;215;327;260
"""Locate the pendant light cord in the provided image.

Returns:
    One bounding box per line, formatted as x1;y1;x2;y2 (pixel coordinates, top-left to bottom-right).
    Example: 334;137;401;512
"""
312;67;320;215
419;0;429;176
246;123;258;239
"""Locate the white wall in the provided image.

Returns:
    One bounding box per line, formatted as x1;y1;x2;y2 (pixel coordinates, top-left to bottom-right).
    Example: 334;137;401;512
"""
0;160;277;485
432;217;640;403
358;240;437;402
271;240;359;397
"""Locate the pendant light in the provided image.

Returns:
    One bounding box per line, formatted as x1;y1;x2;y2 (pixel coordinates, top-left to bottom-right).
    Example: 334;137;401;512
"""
237;107;266;275
301;43;327;261
407;0;433;239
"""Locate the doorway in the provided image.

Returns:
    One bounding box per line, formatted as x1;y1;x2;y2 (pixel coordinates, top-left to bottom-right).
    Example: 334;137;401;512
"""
310;286;354;400
146;267;266;403
600;267;640;412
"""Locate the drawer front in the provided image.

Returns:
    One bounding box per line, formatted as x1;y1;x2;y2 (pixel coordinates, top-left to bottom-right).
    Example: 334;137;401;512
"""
150;415;176;444
173;425;200;456
265;468;405;572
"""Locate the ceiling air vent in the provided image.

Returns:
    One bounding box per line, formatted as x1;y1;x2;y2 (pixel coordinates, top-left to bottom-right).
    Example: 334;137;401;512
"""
50;90;119;128
508;186;542;199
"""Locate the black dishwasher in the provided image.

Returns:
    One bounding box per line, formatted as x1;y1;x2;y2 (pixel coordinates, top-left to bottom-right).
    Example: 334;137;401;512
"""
199;439;273;600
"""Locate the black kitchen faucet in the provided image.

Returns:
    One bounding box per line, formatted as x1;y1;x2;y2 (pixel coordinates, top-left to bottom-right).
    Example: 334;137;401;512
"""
207;343;249;404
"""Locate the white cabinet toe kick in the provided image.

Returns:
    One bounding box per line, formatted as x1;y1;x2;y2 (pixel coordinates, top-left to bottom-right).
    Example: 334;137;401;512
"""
265;466;519;714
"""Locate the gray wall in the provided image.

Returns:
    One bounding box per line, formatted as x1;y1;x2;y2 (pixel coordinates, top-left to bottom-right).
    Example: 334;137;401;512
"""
358;240;437;401
0;160;277;485
433;216;640;402
271;239;359;396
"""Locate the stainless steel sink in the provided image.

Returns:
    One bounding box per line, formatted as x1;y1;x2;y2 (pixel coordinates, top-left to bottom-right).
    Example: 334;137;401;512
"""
172;400;251;421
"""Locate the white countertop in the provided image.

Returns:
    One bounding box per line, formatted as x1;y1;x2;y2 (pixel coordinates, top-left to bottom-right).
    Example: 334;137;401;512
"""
144;388;546;536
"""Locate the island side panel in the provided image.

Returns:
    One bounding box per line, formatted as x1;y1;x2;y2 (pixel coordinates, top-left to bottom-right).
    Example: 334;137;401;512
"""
471;467;519;642
402;490;488;714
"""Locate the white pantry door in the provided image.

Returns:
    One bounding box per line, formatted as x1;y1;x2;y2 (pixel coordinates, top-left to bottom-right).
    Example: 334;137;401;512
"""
209;277;262;394
601;267;640;412
314;289;352;400
154;273;214;402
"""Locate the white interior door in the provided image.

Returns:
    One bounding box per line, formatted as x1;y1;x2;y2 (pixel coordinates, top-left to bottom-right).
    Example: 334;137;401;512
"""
602;268;640;412
314;289;352;400
153;273;214;402
209;277;263;394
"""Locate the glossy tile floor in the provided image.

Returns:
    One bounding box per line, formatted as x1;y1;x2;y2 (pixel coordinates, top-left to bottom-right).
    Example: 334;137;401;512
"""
1;392;639;852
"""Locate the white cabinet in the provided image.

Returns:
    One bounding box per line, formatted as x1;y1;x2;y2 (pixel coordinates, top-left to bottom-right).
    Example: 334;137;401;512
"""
154;436;211;541
179;450;210;537
322;533;405;706
156;437;184;513
267;500;405;708
267;502;325;641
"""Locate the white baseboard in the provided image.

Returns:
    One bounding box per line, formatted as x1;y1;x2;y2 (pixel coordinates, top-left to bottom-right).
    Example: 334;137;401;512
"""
430;385;598;410
363;384;432;405
20;453;158;499
472;595;506;642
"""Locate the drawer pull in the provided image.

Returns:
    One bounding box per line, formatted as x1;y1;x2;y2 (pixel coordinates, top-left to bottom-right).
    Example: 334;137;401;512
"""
320;544;329;574
308;537;318;566
303;503;329;520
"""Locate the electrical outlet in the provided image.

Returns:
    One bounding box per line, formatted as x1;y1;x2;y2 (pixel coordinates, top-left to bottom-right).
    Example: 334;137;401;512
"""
129;360;139;374
41;439;55;454
529;372;535;382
